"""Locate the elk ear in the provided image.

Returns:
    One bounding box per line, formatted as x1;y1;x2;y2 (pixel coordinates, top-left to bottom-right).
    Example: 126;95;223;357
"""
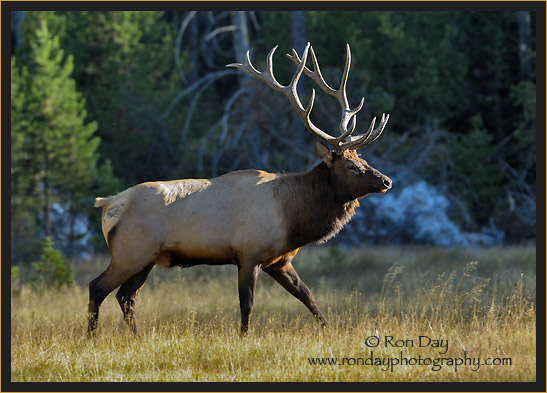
316;142;333;167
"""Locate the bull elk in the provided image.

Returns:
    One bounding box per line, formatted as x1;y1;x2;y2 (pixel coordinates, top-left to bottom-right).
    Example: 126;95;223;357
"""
89;43;392;335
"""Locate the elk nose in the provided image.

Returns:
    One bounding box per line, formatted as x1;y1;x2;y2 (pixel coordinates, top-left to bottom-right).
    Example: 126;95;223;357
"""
383;176;392;189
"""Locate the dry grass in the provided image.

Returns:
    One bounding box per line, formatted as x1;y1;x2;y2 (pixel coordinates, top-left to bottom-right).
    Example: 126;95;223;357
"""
10;244;536;382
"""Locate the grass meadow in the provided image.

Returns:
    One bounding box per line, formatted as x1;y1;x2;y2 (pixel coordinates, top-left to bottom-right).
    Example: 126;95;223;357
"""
10;244;536;382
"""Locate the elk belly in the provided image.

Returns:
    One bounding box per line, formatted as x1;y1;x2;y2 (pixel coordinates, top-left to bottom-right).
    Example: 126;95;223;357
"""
154;244;236;268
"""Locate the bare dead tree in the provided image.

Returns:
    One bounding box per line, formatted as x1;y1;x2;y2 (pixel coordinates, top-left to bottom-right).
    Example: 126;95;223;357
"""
12;11;25;50
165;12;387;179
517;11;533;81
290;11;308;170
229;11;265;168
163;11;265;176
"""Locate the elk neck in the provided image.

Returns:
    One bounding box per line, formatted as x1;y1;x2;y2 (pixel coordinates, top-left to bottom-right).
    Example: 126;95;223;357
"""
273;162;359;250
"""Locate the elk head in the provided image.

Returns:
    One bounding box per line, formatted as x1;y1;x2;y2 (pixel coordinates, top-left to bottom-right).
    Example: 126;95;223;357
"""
227;42;392;200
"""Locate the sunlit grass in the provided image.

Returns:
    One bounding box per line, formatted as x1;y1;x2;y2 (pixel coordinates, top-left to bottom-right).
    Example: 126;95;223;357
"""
11;244;536;382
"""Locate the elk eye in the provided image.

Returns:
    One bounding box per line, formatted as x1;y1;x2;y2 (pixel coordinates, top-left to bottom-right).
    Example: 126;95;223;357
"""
347;163;357;171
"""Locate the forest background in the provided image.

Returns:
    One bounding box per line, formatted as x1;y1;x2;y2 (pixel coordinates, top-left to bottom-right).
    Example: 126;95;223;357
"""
10;9;537;264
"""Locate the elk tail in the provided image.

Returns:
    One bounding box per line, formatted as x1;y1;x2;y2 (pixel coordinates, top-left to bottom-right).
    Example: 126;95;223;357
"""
94;196;113;208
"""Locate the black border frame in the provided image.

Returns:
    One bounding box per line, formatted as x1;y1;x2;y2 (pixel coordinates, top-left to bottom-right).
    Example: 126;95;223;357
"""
2;2;545;392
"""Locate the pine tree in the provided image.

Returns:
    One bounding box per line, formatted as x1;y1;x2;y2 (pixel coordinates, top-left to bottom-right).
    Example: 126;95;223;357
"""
11;56;44;261
11;14;100;256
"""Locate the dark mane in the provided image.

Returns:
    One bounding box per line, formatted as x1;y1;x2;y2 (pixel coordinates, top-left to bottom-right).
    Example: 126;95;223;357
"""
315;199;359;244
273;163;360;250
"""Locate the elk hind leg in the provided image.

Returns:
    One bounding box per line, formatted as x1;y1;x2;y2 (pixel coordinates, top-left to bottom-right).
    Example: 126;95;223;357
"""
264;263;329;328
88;261;147;335
88;263;120;335
115;263;154;334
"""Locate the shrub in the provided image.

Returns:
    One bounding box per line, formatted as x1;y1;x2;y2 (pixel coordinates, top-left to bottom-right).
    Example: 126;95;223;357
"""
11;266;21;295
30;237;73;289
11;266;20;281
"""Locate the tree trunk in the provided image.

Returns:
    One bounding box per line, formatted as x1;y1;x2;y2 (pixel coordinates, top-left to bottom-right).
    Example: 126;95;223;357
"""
188;11;200;83
231;11;250;66
43;149;52;238
12;11;25;51
291;11;307;171
231;11;264;168
517;11;533;81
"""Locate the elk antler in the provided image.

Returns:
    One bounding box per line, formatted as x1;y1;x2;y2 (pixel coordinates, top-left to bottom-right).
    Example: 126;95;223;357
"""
227;43;389;153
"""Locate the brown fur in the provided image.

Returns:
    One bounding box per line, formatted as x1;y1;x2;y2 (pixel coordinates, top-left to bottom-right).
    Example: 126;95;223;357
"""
88;144;391;335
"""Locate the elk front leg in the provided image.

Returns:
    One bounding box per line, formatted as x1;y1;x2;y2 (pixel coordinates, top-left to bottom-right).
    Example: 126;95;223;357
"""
264;263;329;328
237;263;260;334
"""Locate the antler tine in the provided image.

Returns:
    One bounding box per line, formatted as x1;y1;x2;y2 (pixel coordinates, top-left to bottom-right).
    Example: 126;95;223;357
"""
287;46;336;96
307;46;338;96
338;43;351;104
341;113;390;150
339;116;376;151
336;96;364;143
228;44;340;148
287;43;310;111
227;50;259;77
288;44;341;144
287;43;366;148
356;113;390;148
264;46;288;94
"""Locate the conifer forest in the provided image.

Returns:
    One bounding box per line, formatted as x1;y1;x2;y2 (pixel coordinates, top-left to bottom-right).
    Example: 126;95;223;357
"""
10;9;538;261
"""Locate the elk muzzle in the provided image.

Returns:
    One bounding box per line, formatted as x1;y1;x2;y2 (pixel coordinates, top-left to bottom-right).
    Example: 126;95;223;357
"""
371;168;392;193
380;175;392;192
